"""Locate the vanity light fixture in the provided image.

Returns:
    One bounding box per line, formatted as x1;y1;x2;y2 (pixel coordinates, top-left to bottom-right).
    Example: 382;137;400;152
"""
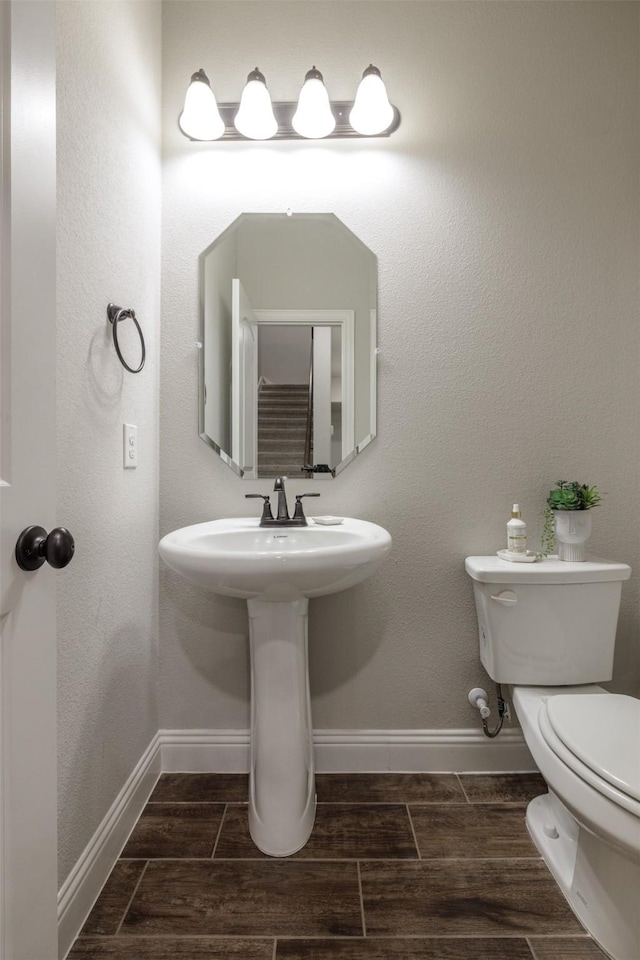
234;67;278;140
178;64;400;141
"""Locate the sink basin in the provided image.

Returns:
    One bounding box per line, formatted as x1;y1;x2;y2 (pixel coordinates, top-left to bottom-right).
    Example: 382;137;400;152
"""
158;516;392;600
158;515;392;857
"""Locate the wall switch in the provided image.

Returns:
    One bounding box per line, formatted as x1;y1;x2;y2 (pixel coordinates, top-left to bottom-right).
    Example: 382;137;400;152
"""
123;423;138;468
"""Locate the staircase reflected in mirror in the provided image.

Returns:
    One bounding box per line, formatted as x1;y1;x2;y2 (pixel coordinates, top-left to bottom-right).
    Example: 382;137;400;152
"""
257;383;310;478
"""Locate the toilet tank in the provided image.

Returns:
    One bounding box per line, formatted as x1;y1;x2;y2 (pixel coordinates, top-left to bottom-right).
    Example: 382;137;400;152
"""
465;557;631;685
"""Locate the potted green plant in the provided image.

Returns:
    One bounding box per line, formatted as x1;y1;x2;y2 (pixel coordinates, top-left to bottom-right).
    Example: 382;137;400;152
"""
546;480;604;561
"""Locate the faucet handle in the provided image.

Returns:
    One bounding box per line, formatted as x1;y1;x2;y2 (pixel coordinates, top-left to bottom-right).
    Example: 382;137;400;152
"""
293;493;320;523
245;494;274;523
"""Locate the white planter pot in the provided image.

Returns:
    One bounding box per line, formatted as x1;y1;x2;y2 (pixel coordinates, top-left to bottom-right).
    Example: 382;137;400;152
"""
554;511;592;562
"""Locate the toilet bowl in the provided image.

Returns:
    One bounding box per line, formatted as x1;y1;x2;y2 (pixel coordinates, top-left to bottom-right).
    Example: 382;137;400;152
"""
512;684;640;960
465;556;637;960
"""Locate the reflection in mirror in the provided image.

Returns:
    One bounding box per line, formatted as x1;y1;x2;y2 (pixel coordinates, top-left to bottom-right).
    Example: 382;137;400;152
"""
199;213;377;479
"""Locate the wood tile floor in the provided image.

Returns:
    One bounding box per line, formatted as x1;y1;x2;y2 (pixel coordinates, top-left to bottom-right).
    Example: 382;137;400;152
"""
68;773;608;959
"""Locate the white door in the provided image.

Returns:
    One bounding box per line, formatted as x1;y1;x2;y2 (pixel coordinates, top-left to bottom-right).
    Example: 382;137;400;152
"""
231;279;258;476
0;4;59;958
240;321;257;478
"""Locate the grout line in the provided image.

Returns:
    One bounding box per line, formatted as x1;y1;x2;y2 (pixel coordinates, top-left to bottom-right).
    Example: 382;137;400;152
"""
210;803;227;858
406;803;421;859
542;935;593;939
74;933;577;942
113;860;149;937
455;772;471;803
526;934;593;940
145;800;230;805
115;854;543;864
356;861;367;937
269;936;555;942
78;935;292;942
315;800;472;806
120;856;223;862
272;937;278;960
525;936;538;959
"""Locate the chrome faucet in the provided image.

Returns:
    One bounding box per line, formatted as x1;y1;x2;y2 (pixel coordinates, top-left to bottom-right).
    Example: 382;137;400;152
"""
246;476;320;527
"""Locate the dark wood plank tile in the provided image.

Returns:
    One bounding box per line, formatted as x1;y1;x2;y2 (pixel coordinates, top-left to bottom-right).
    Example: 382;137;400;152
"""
69;938;273;959
360;860;583;936
121;802;225;858
316;773;464;803
459;773;546;804
528;938;609;959
148;772;248;803
277;938;535;959
80;860;146;936
122;859;363;936
410;803;538;858
216;803;418;859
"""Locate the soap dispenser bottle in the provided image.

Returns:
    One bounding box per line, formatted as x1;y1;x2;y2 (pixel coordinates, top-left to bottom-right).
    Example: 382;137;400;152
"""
507;504;527;555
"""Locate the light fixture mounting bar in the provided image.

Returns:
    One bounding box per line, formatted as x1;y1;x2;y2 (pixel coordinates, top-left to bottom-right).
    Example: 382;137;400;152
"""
190;101;401;141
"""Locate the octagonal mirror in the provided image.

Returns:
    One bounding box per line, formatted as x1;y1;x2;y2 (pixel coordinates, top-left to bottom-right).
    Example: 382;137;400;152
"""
199;213;377;479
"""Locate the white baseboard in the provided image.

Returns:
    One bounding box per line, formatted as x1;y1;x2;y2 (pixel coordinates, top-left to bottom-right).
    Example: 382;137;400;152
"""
160;727;535;774
58;725;536;957
314;728;535;773
160;729;251;772
57;734;162;960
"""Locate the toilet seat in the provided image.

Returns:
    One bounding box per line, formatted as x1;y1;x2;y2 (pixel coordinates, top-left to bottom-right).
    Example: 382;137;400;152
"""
539;694;640;817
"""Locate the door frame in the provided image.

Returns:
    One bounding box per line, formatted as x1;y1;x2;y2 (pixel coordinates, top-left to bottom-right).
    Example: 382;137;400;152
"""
253;309;355;461
231;279;258;478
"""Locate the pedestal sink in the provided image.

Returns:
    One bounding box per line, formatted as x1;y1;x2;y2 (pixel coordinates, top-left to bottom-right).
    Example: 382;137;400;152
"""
159;516;392;856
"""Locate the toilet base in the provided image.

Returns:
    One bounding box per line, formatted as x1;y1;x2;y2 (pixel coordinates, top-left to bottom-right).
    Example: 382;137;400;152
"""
527;791;640;960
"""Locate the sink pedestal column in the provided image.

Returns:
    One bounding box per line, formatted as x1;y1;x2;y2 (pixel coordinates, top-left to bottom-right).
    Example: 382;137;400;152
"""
246;597;316;856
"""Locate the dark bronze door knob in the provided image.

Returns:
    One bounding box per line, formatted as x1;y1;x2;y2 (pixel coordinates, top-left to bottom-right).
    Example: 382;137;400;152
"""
15;526;75;571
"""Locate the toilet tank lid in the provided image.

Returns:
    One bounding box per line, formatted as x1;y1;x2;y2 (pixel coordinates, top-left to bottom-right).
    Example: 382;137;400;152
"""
465;556;631;584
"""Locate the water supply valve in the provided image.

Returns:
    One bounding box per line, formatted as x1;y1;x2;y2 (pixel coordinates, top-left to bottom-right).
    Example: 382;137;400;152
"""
469;683;508;739
468;687;491;719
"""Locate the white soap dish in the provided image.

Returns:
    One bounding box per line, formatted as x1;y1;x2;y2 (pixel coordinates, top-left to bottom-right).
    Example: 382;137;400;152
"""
311;516;344;526
497;549;538;563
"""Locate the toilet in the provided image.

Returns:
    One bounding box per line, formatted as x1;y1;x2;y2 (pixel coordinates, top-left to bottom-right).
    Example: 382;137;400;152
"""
465;556;639;960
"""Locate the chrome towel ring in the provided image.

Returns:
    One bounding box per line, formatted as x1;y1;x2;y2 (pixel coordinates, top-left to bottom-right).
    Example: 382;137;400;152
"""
107;303;146;374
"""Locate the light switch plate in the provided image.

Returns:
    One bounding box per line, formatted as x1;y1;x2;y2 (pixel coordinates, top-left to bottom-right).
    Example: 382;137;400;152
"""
123;423;138;468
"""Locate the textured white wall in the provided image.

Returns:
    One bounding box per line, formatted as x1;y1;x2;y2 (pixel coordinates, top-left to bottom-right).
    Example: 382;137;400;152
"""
160;2;639;734
259;327;311;384
56;0;162;886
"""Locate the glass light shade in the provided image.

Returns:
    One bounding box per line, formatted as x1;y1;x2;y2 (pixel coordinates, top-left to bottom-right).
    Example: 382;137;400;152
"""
349;65;395;136
179;69;225;141
234;68;278;140
292;67;336;139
